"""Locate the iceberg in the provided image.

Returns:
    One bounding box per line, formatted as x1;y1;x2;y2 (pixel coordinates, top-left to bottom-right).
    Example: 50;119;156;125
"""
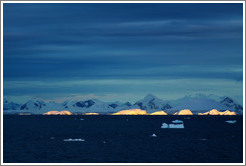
172;120;183;123
161;120;184;129
169;123;184;128
225;120;237;124
161;123;169;128
151;134;157;137
63;138;85;142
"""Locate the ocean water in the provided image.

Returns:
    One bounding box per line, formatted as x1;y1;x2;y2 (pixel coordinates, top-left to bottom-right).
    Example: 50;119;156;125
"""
3;115;243;163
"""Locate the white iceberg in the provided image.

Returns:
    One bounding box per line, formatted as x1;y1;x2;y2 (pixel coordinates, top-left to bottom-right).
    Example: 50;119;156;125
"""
151;134;157;137
161;123;169;128
225;120;237;124
161;120;184;129
169;123;184;128
172;120;183;123
63;138;85;142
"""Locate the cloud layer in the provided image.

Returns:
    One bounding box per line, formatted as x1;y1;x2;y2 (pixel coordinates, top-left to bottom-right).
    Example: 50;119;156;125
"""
3;3;243;104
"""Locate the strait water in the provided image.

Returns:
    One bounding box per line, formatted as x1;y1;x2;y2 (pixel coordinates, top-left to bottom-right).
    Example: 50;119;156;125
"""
3;115;243;163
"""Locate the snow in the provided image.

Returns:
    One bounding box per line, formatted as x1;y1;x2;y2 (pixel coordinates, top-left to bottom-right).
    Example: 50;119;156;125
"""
3;94;243;114
134;94;170;113
169;98;229;113
220;97;243;114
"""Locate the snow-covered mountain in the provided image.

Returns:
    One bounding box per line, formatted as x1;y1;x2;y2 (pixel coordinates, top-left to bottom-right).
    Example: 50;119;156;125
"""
168;98;229;114
167;95;243;114
2;94;243;114
220;97;243;114
62;99;115;113
19;100;49;114
3;99;20;110
133;94;171;113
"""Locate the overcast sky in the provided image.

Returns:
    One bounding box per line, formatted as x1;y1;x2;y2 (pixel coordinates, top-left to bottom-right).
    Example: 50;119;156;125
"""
3;3;244;104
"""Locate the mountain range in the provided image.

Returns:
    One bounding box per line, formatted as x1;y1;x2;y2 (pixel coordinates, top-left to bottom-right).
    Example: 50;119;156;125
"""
3;94;243;114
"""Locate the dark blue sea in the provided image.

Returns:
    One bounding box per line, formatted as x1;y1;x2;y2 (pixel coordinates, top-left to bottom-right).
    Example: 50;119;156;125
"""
3;115;243;163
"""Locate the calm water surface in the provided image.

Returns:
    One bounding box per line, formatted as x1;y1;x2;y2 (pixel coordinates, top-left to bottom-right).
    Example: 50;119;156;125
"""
3;115;243;163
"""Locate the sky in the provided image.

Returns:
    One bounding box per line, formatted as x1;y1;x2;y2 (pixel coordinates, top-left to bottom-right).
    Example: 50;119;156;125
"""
3;3;244;104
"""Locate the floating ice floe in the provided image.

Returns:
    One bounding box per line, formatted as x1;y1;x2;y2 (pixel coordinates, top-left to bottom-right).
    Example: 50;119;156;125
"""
169;123;184;128
225;120;237;124
151;134;157;137
161;120;184;129
80;118;84;120
172;120;183;123
199;138;208;141
161;123;169;128
63;138;85;142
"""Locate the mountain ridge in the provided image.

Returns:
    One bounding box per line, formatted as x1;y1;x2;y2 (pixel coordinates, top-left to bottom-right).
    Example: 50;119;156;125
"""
3;94;243;114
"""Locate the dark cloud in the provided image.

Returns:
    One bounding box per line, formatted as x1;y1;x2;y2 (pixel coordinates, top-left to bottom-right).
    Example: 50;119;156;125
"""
3;3;243;101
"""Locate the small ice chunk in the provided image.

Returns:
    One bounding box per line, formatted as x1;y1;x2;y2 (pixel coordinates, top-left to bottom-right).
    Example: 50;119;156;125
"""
199;138;207;141
63;138;85;142
103;141;106;143
225;120;237;124
50;137;55;139
80;118;84;120
169;123;184;128
172;120;183;124
161;121;184;129
161;123;169;128
151;134;157;137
